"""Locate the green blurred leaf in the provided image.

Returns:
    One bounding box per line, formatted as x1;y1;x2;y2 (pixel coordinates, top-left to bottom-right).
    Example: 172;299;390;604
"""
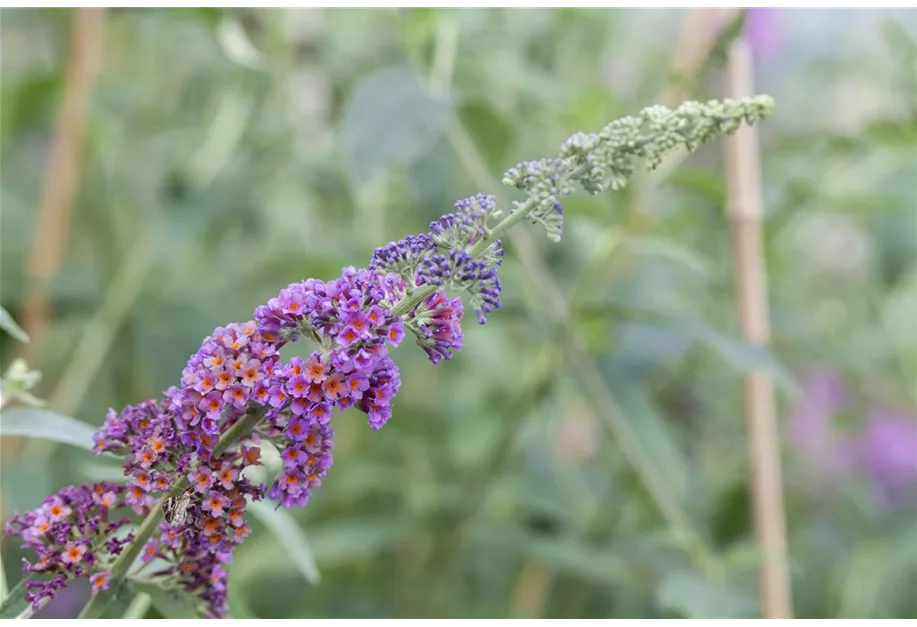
79;458;127;483
602;361;689;499
0;580;28;619
881;271;917;402
834;542;888;618
0;408;96;451
668;166;726;203
408;136;459;214
0;71;59;134
0;306;28;342
709;481;751;548
167;7;226;28
308;517;407;565
341;65;452;182
185;89;256;188
668;317;798;393
613;322;692;376
478;527;630;586
625;235;710;277
247;499;320;585
722;542;763;575
226;574;258;619
881;525;917;613
656;569;758;618
458;101;513;173
129;578;202;619
571;229;709;313
1;461;52;511
217;17;264;70
232;516;407;586
875;208;917;288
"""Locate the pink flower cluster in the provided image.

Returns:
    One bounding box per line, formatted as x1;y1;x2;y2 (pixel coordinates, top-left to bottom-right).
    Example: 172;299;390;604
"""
3;483;131;610
139;444;264;617
6;265;466;618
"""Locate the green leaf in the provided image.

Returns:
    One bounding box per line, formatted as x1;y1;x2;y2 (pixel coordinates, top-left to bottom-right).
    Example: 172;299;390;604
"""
834;542;890;618
602;361;689;499
217;18;264;70
0;306;28;342
0;407;96;452
668;165;726;203
79;458;127;483
246;499;320;585
307;516;407;565
226;575;257;619
129;578;202;619
0;580;29;619
625;235;710;277
1;461;52;512
477;527;629;586
340;65;452;183
570;229;709;311
667;317;798;394
457;101;513;172
656;569;758;618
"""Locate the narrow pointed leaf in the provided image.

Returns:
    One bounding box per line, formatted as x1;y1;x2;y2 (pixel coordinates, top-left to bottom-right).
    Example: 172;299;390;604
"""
0;408;96;452
247;499;320;584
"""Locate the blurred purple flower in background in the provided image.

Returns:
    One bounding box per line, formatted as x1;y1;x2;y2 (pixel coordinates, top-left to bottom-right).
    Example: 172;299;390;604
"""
858;408;917;508
789;370;846;451
745;8;783;59
788;370;856;491
788;369;917;509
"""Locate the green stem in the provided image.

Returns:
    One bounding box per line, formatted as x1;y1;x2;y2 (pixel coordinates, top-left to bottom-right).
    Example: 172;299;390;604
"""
121;592;152;619
77;408;266;619
388;117;684;321
390;284;435;318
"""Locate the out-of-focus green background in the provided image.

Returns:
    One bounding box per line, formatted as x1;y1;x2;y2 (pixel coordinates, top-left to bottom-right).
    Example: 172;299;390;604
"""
1;8;916;619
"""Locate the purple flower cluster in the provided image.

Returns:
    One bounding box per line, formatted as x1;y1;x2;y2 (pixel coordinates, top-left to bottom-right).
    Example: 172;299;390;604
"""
430;193;499;245
370;194;504;327
409;290;465;365
6;264;469;617
141;446;264;617
86;322;282;616
170;320;286;458
369;233;436;284
254;266;406;428
3;482;131;610
129;266;412;614
247;267;405;508
418;249;500;324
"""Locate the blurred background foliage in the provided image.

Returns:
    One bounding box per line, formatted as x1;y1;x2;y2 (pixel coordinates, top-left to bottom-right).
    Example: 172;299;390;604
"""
1;7;916;619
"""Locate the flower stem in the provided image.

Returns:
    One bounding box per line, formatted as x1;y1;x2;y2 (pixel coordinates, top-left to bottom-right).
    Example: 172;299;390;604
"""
76;408;266;619
121;592;152;619
389;99;760;323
